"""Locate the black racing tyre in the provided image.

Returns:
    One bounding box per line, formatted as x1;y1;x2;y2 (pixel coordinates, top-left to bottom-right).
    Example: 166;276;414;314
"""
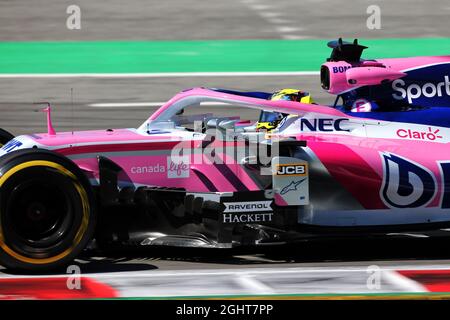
0;148;96;271
0;128;14;147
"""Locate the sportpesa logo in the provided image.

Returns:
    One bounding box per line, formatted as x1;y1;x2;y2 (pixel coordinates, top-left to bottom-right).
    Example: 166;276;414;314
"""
392;76;450;104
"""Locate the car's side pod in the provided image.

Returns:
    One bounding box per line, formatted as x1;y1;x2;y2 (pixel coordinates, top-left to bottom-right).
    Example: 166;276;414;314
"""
97;156;123;207
272;139;307;157
96;156;148;207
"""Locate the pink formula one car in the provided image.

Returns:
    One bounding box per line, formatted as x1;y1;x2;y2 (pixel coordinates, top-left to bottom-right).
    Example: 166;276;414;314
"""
1;40;450;271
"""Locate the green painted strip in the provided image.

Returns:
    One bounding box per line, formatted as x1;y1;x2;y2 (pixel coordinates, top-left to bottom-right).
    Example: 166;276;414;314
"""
0;38;449;74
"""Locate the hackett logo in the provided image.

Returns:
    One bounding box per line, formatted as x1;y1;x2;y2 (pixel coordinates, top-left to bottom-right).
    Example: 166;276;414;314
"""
223;212;273;223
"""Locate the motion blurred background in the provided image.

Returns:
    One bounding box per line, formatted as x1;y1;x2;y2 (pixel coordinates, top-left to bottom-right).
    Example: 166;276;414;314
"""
0;0;449;135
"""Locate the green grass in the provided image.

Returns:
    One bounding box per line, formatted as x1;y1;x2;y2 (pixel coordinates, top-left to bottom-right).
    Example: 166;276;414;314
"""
0;38;449;73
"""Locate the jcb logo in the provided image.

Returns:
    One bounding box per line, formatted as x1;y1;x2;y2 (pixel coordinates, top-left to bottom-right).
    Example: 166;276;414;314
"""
275;164;307;176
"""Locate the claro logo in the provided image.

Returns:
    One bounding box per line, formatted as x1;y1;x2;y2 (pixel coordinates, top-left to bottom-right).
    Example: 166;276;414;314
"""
396;127;443;141
392;76;450;104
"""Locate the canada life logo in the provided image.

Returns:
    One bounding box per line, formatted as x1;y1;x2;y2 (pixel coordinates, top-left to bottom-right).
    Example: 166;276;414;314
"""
167;156;190;178
392;76;450;104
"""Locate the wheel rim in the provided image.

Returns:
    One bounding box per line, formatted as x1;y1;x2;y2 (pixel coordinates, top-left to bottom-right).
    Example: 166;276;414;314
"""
0;165;84;260
7;180;73;247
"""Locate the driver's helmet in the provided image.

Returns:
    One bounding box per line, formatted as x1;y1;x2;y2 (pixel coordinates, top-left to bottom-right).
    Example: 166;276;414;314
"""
270;88;313;104
256;89;313;132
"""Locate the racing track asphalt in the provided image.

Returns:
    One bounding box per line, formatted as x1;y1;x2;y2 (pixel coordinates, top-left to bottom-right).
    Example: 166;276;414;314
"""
4;237;450;273
2;238;450;298
0;75;329;135
1;0;449;41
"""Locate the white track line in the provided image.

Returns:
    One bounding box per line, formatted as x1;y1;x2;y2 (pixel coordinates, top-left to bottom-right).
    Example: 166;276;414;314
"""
236;274;275;294
89;102;165;108
0;71;319;79
89;101;228;108
3;265;450;280
240;0;309;40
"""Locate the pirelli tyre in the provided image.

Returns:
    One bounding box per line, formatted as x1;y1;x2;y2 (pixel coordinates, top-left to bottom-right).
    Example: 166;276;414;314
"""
0;128;14;146
0;149;96;271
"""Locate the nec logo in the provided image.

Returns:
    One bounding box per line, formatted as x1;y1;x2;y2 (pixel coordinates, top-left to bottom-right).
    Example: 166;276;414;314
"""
275;164;307;176
300;118;350;132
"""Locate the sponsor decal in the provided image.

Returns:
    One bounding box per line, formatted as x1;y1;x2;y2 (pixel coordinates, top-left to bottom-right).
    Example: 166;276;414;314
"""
167;156;190;179
280;179;306;195
131;164;165;174
223;200;272;213
275;164;307;176
332;66;352;73
222;212;273;223
2;139;23;153
392;76;450;104
380;153;437;208
396;127;443;141
272;157;309;206
299;118;350;132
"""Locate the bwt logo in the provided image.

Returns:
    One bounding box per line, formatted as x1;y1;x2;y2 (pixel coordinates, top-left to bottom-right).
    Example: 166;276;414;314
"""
300;118;350;132
392;76;450;104
379;153;450;209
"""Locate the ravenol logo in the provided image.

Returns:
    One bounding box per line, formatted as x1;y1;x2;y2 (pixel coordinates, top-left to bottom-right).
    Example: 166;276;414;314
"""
275;163;307;176
392;76;450;104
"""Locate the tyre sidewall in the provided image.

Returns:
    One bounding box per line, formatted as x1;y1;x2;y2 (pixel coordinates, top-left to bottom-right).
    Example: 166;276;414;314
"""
0;149;96;271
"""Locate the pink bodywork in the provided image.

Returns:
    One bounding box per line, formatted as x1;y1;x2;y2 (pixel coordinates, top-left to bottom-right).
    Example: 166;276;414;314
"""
322;55;450;94
16;85;450;211
22;88;346;193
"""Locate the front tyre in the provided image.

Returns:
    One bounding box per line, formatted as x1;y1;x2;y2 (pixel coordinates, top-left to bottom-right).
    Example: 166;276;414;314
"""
0;149;96;271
